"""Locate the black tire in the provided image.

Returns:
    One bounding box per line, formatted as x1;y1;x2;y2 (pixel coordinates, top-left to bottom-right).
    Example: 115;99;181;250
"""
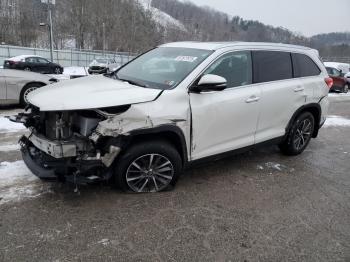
23;67;31;72
19;83;43;107
279;112;315;156
114;140;182;193
343;84;349;93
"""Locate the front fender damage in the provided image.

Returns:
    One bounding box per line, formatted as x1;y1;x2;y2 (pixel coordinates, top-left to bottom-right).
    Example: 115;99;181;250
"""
91;108;186;141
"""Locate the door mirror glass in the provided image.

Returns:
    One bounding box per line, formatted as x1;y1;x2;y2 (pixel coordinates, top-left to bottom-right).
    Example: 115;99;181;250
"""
191;74;227;92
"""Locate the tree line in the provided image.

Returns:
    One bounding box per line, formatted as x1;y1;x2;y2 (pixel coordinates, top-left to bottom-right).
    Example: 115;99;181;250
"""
0;0;349;58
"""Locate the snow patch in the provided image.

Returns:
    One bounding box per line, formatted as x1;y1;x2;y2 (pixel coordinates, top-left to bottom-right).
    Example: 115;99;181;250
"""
137;0;186;31
328;93;350;97
63;67;89;76
0;144;20;152
97;239;110;246
0;161;49;204
265;162;284;171
0;117;26;133
324;116;350;127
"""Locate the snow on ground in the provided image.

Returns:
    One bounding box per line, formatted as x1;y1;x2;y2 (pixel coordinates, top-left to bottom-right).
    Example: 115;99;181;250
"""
63;66;89;76
0;161;50;204
328;92;350;97
0;143;20;152
0;116;26;133
324;116;350;127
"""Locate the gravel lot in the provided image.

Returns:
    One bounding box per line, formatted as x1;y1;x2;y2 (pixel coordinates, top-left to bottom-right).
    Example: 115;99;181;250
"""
0;97;349;262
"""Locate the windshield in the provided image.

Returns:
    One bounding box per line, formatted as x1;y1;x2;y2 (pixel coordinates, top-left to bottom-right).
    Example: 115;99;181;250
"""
96;59;108;64
115;47;212;90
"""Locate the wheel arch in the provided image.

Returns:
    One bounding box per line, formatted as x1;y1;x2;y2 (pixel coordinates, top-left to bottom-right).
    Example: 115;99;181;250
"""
286;103;321;138
125;125;188;166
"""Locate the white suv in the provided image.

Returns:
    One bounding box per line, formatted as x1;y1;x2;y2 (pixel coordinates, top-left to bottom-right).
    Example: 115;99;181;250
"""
12;42;331;193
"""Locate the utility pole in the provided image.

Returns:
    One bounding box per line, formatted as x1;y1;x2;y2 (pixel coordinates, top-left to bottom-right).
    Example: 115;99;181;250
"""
48;4;54;62
41;0;55;62
102;22;106;55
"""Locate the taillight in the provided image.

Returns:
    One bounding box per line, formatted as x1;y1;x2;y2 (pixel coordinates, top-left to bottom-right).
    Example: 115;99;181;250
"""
8;60;18;65
325;77;333;88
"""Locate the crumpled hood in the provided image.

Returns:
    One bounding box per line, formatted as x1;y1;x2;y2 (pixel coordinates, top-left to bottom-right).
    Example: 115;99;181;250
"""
28;75;162;111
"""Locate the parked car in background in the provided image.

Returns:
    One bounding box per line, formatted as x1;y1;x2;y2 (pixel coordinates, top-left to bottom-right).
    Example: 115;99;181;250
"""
0;68;57;106
88;58;120;74
326;67;348;93
3;55;63;74
324;62;350;84
12;42;330;193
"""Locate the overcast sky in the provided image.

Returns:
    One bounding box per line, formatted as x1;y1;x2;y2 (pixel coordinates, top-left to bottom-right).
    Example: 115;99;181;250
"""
187;0;350;36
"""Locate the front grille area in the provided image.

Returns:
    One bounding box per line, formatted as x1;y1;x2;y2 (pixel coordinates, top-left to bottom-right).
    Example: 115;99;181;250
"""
44;112;73;140
90;66;105;71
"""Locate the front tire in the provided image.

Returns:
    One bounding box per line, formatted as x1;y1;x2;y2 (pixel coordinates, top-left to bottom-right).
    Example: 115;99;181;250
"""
343;84;349;93
114;140;182;193
279;112;315;156
23;67;31;72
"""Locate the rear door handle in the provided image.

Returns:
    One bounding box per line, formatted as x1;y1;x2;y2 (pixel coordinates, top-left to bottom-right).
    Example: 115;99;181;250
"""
245;95;260;103
294;86;305;92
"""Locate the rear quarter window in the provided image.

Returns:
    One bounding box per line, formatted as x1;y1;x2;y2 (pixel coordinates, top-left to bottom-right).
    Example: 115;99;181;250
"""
292;53;321;78
252;51;293;83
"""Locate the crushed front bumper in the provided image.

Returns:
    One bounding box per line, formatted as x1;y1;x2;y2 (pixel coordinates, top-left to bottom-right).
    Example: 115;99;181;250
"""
20;136;57;180
28;132;78;158
19;136;112;184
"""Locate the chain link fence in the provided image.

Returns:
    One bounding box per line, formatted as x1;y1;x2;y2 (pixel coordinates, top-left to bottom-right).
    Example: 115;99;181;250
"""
0;44;136;67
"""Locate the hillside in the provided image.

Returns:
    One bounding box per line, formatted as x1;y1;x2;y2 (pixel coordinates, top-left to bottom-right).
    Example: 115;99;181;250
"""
0;0;348;58
311;32;350;47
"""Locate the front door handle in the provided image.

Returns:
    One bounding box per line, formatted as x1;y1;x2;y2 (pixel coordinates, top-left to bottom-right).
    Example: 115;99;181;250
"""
294;86;305;92
245;95;260;103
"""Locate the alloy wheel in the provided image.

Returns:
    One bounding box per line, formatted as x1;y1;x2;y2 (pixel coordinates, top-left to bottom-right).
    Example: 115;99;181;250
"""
54;67;61;74
126;154;174;193
23;86;38;104
293;118;312;150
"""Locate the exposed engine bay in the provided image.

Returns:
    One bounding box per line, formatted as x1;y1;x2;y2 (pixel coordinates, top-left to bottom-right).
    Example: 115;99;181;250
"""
11;105;131;184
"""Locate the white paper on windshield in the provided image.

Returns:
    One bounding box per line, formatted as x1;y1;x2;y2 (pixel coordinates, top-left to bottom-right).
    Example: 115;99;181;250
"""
175;56;198;63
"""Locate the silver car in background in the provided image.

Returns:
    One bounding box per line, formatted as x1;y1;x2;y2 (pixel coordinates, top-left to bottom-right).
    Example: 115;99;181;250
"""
0;69;57;107
88;58;120;74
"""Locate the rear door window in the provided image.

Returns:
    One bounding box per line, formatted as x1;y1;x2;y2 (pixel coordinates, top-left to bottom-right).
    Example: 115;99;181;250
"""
292;53;321;77
252;51;293;83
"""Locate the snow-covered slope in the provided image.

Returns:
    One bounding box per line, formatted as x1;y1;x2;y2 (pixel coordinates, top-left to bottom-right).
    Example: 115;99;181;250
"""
137;0;186;31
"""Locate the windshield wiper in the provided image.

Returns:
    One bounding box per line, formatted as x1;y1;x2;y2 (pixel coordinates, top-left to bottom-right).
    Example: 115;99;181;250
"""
118;78;148;88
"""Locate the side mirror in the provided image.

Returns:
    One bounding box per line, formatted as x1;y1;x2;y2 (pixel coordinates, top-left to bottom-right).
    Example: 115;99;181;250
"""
191;74;227;92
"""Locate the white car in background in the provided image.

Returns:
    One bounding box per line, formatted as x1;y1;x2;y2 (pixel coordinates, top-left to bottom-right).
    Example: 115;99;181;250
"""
88;58;120;74
0;68;57;106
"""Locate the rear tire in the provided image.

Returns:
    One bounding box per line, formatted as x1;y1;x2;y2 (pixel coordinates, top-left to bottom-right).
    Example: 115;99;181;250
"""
23;67;31;72
20;83;43;107
279;112;315;156
114;140;182;193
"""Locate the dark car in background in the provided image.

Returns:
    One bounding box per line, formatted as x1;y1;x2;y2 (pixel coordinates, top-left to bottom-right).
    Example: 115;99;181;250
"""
326;67;348;93
3;55;63;74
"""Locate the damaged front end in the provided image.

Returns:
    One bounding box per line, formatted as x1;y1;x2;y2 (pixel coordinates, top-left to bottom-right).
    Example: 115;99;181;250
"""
11;105;130;184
